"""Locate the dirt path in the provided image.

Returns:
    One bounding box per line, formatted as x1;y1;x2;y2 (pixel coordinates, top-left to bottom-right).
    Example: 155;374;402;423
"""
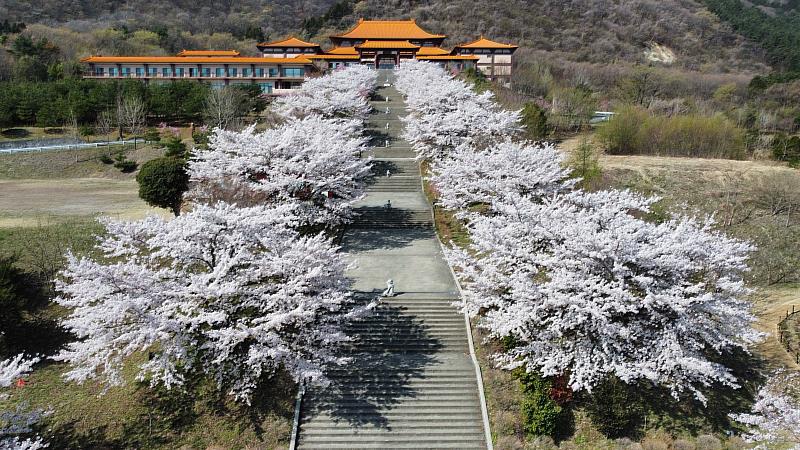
754;287;800;370
0;178;169;227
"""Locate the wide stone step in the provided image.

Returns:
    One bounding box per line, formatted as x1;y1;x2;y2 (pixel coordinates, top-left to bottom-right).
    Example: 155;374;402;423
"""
364;304;461;311
300;429;485;439
357;304;460;310
300;433;485;443
349;222;433;229
300;421;483;431
354;320;465;328
343;346;467;353
351;313;463;319
309;384;479;393
370;159;419;174
367;178;420;187
347;324;466;331
365;149;417;159
299;442;486;449
299;442;485;449
349;339;466;347
311;390;478;400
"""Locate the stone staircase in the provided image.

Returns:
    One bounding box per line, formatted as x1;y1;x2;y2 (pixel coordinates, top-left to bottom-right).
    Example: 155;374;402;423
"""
298;294;486;449
350;207;432;229
294;70;489;450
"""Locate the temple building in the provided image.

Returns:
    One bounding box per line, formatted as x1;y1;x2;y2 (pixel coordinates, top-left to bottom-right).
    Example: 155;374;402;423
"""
81;19;517;93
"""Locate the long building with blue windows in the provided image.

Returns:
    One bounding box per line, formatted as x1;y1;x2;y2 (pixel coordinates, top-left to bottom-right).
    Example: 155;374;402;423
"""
81;20;517;94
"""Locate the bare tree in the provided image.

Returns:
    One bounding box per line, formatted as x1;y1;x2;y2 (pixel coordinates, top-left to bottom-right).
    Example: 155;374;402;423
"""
753;172;800;227
65;109;80;162
119;95;147;149
96;109;115;146
203;87;244;130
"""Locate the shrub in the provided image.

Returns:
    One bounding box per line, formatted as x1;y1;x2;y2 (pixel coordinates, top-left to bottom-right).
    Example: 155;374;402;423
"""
515;369;563;438
135;157;189;216
0;256;39;353
192;131;211;149
568;138;601;187
695;435;721;450
99;153;113;164
597;106;746;159
771;133;800;165
584;377;644;439
143;127;161;143
78;124;94;137
114;160;137;173
462;67;491;91
521;102;549;140
162;136;188;158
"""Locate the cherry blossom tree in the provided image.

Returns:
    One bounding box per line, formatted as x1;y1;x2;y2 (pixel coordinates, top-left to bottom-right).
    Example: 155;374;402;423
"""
429;140;575;211
730;371;800;448
0;355;47;450
274;65;376;123
395;60;521;160
446;189;760;403
187;116;372;229
54;202;368;403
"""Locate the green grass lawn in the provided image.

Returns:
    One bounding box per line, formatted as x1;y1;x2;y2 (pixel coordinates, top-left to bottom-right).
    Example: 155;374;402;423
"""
0;144;162;180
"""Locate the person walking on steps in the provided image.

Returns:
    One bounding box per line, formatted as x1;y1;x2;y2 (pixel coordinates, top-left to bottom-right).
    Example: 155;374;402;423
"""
382;279;395;297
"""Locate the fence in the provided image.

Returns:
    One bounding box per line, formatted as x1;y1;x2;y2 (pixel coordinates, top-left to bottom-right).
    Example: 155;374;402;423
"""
0;139;142;154
778;305;800;365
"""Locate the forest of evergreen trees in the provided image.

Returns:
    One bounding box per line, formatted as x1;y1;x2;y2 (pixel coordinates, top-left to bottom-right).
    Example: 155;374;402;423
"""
702;0;800;72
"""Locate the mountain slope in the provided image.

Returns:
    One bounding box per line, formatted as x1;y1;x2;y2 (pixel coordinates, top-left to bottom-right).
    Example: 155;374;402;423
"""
1;0;771;72
308;0;768;72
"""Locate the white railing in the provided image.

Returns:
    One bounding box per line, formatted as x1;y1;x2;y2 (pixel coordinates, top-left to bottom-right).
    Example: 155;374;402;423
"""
0;139;142;154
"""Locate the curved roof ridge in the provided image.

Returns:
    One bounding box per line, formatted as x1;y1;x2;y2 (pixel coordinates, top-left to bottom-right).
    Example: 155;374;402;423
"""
454;36;518;49
258;36;320;48
331;18;446;40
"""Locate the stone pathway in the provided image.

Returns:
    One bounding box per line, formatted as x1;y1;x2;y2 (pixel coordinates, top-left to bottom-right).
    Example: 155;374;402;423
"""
295;70;490;449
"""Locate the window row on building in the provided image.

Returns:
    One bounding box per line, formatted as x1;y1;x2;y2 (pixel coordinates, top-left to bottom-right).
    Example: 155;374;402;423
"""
92;66;305;78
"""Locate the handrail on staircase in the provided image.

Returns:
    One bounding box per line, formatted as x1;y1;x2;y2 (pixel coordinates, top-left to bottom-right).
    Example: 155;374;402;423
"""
288;379;305;450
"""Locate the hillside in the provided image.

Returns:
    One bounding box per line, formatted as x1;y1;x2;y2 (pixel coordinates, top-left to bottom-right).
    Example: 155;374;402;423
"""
310;0;769;73
0;0;771;73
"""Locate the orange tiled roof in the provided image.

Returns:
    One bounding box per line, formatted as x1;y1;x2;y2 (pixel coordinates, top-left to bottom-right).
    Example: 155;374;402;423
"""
416;47;450;56
357;40;420;49
332;19;446;40
418;55;480;60
306;54;361;60
325;46;359;55
81;55;313;64
453;36;518;49
257;36;320;48
177;50;241;56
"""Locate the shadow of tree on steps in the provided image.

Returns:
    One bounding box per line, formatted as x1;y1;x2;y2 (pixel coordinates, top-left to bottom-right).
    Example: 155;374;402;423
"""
342;227;434;252
303;294;442;428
